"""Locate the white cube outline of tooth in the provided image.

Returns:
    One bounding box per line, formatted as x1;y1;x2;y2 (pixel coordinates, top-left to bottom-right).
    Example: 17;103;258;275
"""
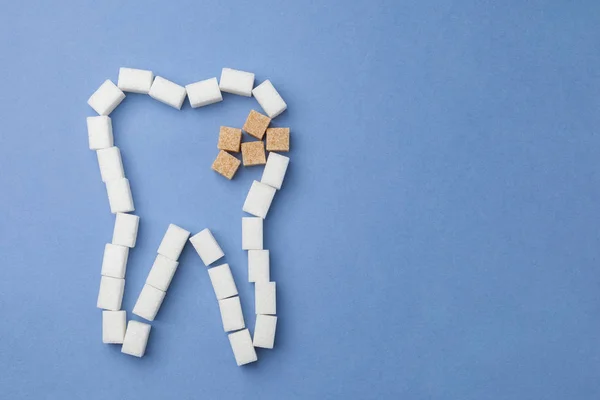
88;67;293;365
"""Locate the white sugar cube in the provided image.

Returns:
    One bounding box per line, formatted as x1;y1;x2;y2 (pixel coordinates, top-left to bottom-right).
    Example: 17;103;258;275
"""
228;329;257;366
253;314;277;349
97;276;125;311
185;77;223;108
219;68;254;97
97;147;124;183
255;281;276;315
112;213;140;248
252;80;287;118
157;224;190;261
102;310;126;344
87;116;113;150
149;76;186;109
121;320;151;357
189;228;224;266
243;180;276;218
242;217;263;250
146;254;179;292
208;264;238;300
132;284;165;321
101;243;129;279
88;80;125;116
106;178;134;213
118;67;153;94
218;296;245;332
248;250;270;283
261;153;289;190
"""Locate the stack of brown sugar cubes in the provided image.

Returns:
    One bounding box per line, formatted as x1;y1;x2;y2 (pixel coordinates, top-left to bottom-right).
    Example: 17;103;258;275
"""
212;110;290;179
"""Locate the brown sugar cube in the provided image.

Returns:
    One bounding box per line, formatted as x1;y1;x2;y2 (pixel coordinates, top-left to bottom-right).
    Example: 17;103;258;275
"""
266;128;290;152
242;110;271;140
211;150;241;179
241;141;266;166
217;127;242;152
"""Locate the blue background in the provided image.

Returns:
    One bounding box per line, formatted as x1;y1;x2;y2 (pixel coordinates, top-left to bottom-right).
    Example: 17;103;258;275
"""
1;1;599;399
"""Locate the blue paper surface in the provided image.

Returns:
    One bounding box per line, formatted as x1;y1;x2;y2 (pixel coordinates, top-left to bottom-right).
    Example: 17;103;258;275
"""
1;1;600;399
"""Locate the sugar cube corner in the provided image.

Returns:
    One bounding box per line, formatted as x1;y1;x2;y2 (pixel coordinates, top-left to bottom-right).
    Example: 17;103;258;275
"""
208;263;238;300
219;68;255;97
157;224;190;261
242;180;276;218
186;77;223;108
242;110;271;140
241;141;266;166
253;314;277;349
149;76;186;110
252;80;287;119
261;152;290;190
228;329;257;366
88;80;125;116
217;127;242;152
118;67;154;94
102;310;126;344
132;284;166;322
87;116;113;150
212;150;241;180
266;127;290;152
112;213;140;248
189;228;224;266
121;320;151;357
